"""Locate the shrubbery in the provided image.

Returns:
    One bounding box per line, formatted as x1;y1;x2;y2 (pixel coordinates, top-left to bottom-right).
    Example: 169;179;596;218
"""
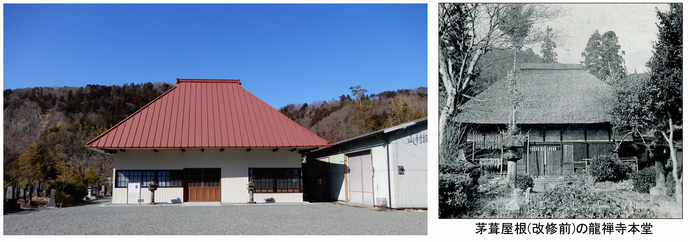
631;167;656;193
516;174;534;191
45;180;86;206
477;175;509;197
439;158;480;218
588;155;630;182
518;184;656;218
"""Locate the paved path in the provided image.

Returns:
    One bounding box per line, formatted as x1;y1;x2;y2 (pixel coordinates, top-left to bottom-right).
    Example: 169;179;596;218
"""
4;198;427;235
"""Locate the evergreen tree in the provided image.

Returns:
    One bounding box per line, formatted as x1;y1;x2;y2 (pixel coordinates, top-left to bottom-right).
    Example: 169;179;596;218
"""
645;3;682;203
348;85;377;135
541;26;558;63
611;3;682;203
581;30;627;83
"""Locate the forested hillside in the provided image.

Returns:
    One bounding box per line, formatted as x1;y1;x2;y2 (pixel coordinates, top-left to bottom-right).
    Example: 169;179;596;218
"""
3;82;173;199
279;86;428;143
3;83;427;199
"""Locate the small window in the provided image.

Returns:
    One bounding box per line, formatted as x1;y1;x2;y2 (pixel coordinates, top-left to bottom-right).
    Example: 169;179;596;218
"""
248;168;301;193
115;170;183;188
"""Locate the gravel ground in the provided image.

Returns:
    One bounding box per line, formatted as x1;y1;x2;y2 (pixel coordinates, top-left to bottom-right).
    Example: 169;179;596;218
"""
4;198;427;235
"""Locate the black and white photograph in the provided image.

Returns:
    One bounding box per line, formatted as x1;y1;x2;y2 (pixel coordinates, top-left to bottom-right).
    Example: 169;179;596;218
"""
439;3;682;219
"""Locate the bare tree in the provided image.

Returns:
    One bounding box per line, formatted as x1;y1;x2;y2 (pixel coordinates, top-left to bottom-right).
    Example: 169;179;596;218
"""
439;3;557;161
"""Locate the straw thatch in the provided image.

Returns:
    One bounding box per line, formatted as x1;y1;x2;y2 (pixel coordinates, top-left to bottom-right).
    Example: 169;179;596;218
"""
457;63;613;124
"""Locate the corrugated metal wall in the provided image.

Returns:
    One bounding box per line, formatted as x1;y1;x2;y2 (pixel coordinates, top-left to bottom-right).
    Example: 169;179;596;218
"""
309;122;427;209
112;149;303;204
387;124;427;209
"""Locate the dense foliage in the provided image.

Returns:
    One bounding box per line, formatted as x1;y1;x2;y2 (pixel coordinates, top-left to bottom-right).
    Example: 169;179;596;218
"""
477;176;509;197
439;158;480;218
4;82;173;188
540;26;558;63
581;30;627;83
278;86;427;143
588;155;631;182
631;167;656;193
610;3;682;202
517;184;656;219
515;174;534;191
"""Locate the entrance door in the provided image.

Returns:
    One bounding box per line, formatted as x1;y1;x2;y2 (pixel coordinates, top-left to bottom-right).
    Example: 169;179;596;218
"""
347;151;374;206
530;145;562;176
184;168;221;202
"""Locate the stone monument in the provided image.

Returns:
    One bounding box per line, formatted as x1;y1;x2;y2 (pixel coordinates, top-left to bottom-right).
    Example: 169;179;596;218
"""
147;178;158;205
47;189;57;208
247;180;256;204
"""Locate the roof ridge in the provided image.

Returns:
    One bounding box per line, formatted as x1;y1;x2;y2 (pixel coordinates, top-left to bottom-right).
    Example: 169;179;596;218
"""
176;79;241;85
519;63;583;70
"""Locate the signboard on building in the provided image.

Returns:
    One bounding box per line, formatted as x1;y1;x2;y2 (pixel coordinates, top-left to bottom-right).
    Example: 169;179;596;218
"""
128;183;140;193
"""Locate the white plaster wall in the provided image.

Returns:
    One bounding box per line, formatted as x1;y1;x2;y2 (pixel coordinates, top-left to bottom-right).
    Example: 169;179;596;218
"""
112;187;183;204
112;149;303;204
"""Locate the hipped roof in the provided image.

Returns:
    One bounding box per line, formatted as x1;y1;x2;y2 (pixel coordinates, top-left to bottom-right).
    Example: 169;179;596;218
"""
457;63;613;124
85;79;329;150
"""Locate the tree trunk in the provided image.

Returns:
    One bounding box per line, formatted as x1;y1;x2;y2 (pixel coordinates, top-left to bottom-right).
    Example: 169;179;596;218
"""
661;117;682;203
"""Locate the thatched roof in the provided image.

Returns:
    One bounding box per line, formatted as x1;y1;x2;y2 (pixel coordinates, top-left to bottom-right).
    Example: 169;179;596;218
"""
457;63;612;124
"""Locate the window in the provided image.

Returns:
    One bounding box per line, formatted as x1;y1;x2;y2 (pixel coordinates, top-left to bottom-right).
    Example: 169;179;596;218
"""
115;170;183;188
248;168;301;193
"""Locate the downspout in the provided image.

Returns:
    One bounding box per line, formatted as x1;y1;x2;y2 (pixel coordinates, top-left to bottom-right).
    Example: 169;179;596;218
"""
385;139;392;209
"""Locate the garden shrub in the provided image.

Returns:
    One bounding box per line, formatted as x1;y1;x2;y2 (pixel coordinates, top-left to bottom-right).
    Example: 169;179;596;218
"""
45;180;86;206
439;158;480;218
477;175;509;197
518;184;656;218
631;167;656;193
516;174;534;191
588;155;630;182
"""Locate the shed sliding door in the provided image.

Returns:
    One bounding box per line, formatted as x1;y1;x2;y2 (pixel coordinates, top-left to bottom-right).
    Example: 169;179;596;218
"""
346;151;374;206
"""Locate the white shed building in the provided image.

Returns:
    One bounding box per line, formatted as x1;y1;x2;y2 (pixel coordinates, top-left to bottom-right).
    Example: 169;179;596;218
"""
305;118;427;209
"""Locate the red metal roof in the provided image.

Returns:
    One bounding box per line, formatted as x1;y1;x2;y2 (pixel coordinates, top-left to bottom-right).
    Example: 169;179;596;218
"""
85;79;329;150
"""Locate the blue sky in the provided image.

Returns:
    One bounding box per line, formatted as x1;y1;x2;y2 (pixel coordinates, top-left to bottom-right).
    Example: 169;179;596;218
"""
3;4;427;109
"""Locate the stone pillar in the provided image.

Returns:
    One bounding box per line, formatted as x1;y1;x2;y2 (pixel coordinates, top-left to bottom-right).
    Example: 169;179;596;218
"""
507;160;517;189
6;186;15;200
502;134;524;212
33;180;40;197
47;189;57;208
650;160;668;196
